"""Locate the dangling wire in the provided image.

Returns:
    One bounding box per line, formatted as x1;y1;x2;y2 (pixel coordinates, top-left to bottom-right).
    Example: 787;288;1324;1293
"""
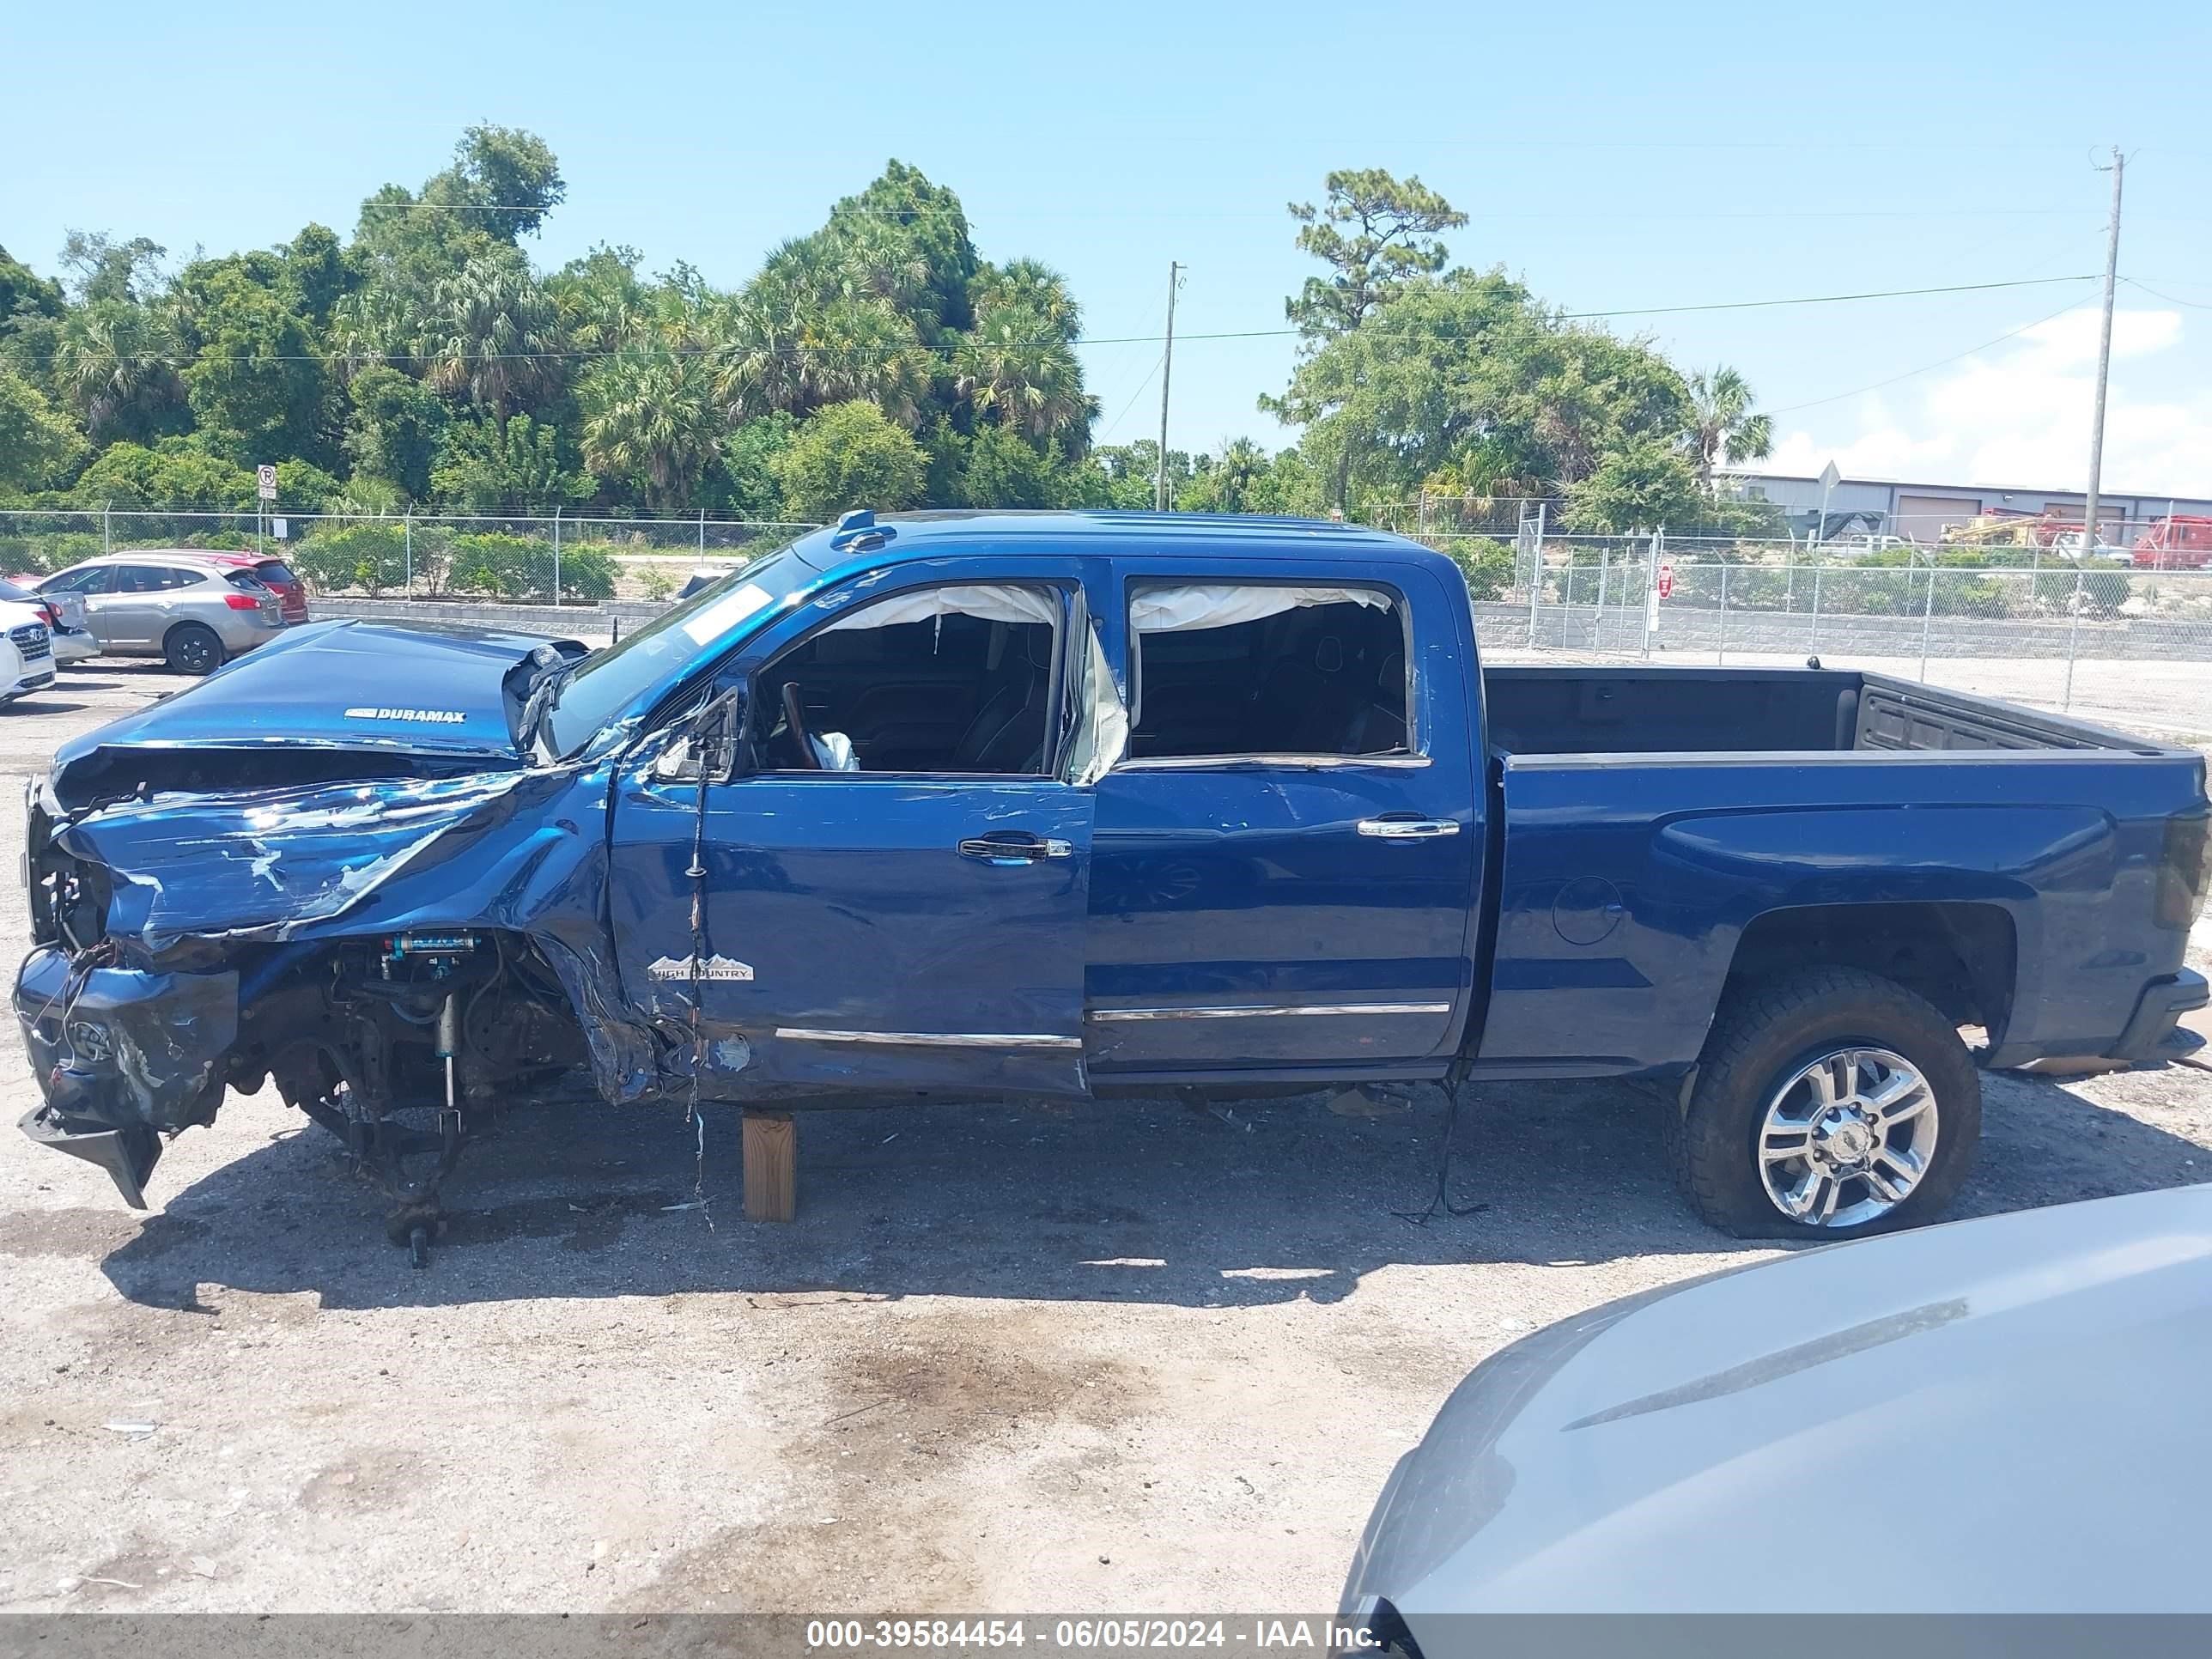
1392;1081;1489;1225
684;702;718;1232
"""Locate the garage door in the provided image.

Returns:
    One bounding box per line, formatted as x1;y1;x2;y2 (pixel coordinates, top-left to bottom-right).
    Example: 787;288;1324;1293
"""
1895;495;1980;543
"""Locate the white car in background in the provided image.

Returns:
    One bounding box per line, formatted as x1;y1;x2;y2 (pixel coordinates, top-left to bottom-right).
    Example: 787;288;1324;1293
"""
0;593;57;705
0;578;95;665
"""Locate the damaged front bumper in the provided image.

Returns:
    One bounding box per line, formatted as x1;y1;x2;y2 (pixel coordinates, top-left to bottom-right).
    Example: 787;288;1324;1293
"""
15;944;238;1206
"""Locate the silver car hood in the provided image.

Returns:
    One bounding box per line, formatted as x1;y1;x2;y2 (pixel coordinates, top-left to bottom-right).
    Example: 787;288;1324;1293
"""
1348;1183;2212;1620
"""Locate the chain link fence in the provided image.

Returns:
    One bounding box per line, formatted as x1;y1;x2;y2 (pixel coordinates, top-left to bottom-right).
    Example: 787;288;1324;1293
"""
1431;527;2212;738
13;505;2212;738
0;509;817;607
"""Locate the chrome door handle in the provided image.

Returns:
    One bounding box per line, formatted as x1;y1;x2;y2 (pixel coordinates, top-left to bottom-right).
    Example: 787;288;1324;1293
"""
958;833;1073;865
1358;817;1461;839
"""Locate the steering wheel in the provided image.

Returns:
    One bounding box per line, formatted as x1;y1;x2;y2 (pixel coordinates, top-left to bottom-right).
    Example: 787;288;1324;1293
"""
781;681;821;769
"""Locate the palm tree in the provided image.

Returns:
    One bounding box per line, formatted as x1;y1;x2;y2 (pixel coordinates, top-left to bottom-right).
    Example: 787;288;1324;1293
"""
418;258;562;426
973;259;1082;343
1686;365;1773;489
803;298;933;427
52;300;186;445
580;346;716;513
953;306;1093;446
1210;437;1268;512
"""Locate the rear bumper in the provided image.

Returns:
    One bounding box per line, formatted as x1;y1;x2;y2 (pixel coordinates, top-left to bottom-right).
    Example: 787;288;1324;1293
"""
2106;969;2210;1063
1979;969;2209;1071
213;613;290;651
14;944;239;1205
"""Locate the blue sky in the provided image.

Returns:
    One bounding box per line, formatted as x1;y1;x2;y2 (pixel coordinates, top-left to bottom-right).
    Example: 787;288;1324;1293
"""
6;0;2209;495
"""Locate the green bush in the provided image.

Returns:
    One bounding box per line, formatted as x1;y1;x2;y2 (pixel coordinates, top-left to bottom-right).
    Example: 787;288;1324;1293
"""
0;532;104;575
293;522;414;597
1440;536;1517;602
442;533;613;602
448;532;550;600
551;541;617;602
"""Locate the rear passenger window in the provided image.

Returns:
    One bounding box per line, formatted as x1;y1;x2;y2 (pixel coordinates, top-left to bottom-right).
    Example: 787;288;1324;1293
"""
1127;584;1408;760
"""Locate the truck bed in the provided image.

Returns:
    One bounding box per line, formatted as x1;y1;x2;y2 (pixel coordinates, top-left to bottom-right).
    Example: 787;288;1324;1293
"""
1483;666;2162;758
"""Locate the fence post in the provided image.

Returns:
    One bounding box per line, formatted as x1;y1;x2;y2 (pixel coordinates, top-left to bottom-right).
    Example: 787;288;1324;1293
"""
1717;562;1729;665
552;507;562;607
1596;548;1610;651
699;507;707;559
404;514;413;596
1644;530;1660;659
1919;565;1936;683
1810;565;1822;659
102;501;112;555
2063;567;2084;710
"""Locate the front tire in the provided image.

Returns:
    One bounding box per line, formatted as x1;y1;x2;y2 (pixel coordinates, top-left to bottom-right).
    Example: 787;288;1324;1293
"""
165;622;225;676
1665;967;1980;1240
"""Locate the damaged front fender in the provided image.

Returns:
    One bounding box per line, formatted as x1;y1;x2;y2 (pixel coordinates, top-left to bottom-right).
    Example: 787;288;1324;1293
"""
52;769;545;951
15;945;238;1205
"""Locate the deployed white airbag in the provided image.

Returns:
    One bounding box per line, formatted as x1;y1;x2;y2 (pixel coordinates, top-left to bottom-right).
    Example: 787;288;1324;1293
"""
820;583;1061;633
1127;585;1389;633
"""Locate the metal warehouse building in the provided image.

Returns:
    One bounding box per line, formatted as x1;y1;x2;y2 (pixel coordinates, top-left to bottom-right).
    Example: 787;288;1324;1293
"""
1718;470;2212;543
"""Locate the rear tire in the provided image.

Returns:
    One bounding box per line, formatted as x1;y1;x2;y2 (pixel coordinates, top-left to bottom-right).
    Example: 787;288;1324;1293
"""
1664;967;1980;1240
165;623;225;676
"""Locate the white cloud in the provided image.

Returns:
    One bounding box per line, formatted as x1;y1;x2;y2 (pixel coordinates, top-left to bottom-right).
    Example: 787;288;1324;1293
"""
1763;307;2211;496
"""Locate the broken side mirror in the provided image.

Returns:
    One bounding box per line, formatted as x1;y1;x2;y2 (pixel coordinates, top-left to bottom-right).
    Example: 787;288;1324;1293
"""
653;690;744;783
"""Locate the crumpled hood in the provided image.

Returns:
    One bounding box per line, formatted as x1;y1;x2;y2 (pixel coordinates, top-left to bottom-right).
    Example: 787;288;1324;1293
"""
55;767;568;949
50;617;581;806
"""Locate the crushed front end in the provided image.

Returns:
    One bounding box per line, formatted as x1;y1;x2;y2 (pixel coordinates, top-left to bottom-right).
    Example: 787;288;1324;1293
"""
15;779;218;1206
15;758;608;1226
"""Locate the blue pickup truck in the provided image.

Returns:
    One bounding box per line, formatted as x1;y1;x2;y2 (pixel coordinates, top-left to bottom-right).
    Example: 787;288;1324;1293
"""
18;510;2210;1251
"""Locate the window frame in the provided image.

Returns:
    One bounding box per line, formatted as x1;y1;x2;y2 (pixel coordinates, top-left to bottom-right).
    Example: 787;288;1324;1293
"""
1115;575;1423;772
42;567;112;596
733;577;1079;783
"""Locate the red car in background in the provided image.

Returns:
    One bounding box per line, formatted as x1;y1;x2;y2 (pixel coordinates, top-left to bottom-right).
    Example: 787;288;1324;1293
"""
181;550;312;623
2132;516;2212;571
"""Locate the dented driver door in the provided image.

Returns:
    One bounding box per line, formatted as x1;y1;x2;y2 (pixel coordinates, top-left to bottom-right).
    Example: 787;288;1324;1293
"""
605;566;1099;1100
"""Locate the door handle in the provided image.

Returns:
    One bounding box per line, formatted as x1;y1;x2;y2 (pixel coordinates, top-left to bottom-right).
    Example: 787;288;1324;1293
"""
1358;817;1461;840
957;832;1073;866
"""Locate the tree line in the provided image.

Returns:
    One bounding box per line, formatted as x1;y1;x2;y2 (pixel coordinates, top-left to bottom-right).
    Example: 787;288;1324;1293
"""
0;133;1777;533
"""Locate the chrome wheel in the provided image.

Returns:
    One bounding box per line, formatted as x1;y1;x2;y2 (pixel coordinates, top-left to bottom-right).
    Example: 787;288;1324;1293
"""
1757;1046;1939;1229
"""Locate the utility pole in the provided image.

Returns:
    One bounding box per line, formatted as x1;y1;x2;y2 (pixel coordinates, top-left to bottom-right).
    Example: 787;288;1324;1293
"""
2081;148;2124;557
1155;261;1183;511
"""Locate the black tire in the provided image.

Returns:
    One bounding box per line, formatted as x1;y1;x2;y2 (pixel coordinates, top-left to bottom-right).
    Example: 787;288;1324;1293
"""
1664;966;1980;1240
165;622;225;676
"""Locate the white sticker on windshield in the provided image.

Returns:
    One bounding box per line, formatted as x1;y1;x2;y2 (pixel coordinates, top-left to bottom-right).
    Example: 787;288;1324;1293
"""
682;581;775;646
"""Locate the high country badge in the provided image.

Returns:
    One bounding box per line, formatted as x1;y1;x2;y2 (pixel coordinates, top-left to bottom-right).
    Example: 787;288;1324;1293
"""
647;955;754;981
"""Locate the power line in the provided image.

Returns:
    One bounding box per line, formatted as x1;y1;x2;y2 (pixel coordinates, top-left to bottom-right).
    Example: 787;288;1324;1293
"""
1760;295;2096;416
1097;349;1167;444
123;273;2104;368
2123;276;2212;311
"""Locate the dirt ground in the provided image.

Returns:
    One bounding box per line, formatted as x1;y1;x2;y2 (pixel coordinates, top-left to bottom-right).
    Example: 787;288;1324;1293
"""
2;661;2209;1615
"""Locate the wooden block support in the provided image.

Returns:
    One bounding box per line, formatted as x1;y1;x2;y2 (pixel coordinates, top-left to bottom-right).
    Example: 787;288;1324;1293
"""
742;1109;796;1222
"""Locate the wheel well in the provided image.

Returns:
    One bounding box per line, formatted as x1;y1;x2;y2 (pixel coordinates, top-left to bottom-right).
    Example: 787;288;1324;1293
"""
164;619;218;647
1725;902;2016;1036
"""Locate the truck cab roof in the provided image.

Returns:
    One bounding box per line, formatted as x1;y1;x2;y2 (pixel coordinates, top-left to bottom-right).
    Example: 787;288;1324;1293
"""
792;509;1432;573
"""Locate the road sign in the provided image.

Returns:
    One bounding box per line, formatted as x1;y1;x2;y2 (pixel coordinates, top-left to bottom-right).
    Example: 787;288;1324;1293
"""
1656;562;1674;599
256;464;277;501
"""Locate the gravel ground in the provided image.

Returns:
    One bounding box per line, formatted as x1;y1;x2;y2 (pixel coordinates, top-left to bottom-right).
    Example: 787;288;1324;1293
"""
2;662;2209;1615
